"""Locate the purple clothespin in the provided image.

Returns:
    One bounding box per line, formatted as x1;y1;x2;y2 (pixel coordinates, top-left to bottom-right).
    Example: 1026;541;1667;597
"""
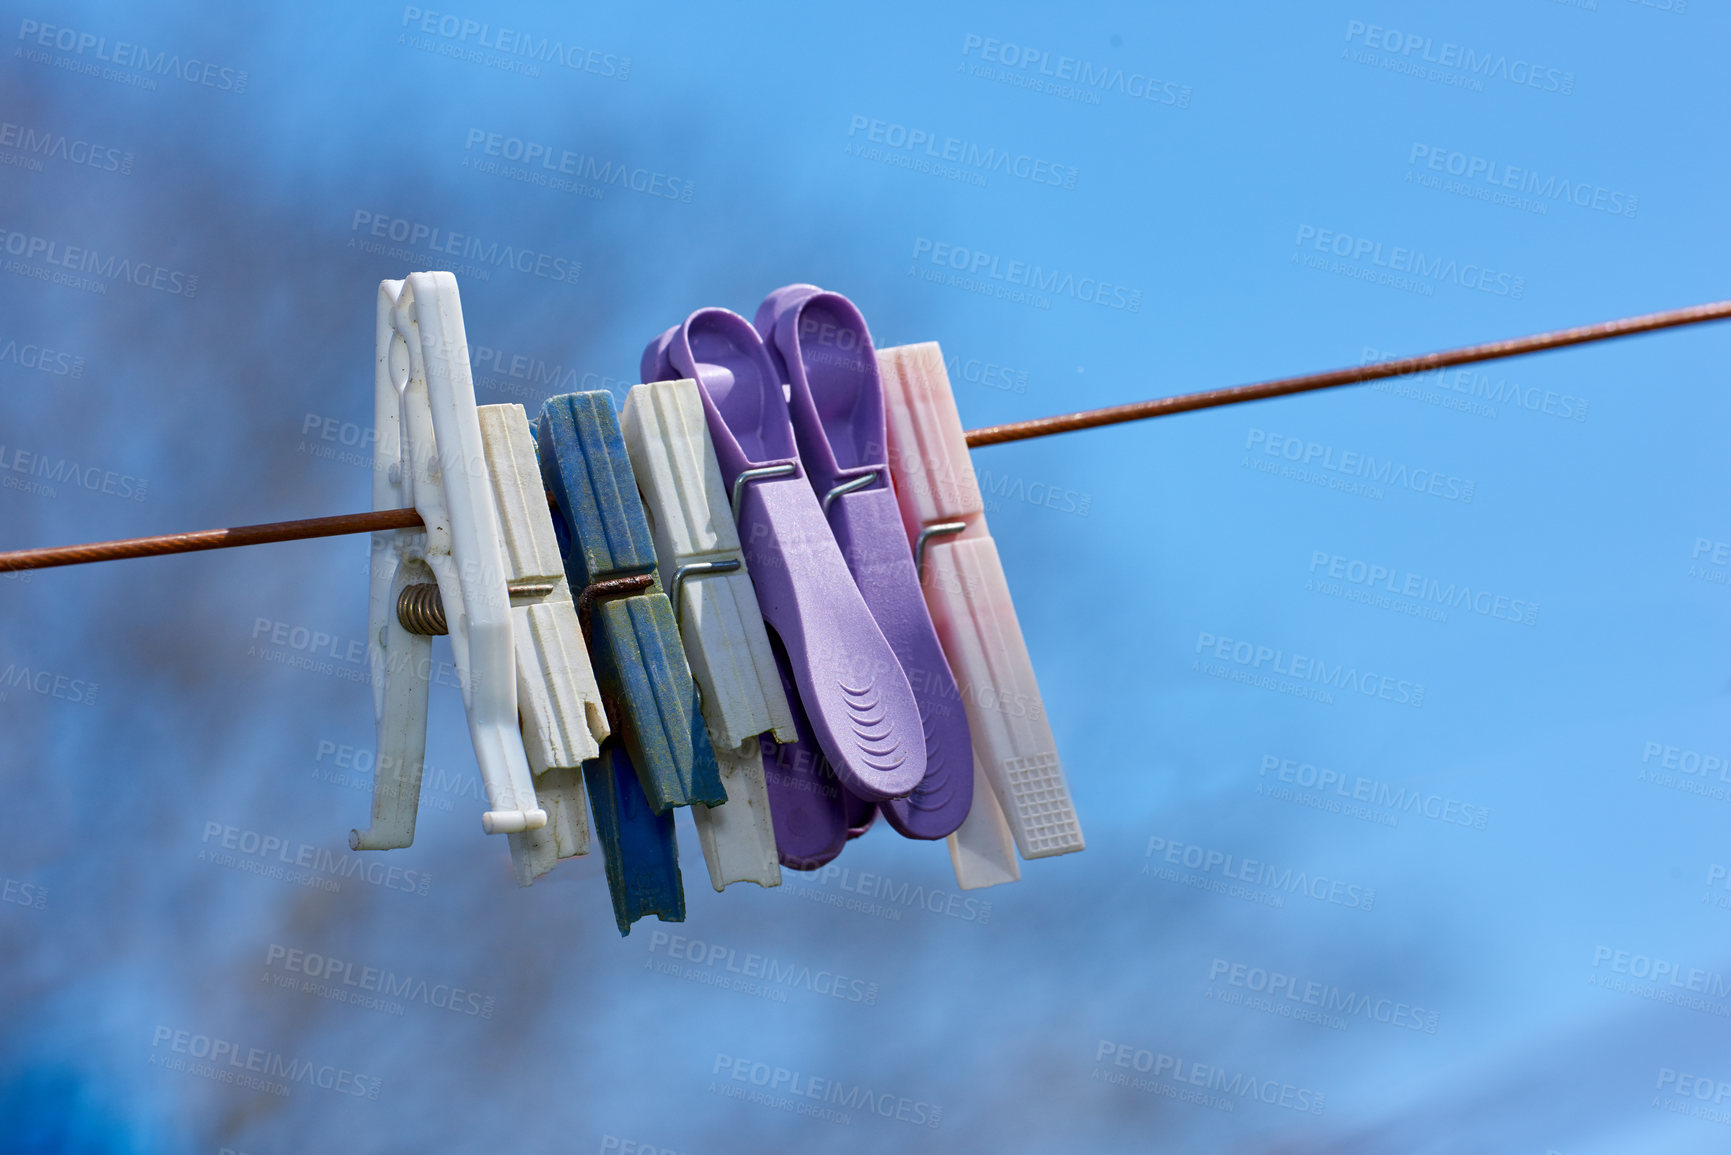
757;630;850;869
756;286;975;841
645;310;927;821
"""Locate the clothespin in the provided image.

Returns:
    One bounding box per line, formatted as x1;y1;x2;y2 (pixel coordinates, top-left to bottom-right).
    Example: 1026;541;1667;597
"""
878;342;1086;888
652;309;928;814
476;403;609;886
757;286;974;842
584;738;687;934
620;378;796;890
759;633;850;869
355;273;546;850
539;390;721;931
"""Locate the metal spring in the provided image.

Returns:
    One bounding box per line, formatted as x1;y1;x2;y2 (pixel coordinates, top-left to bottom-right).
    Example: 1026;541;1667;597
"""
395;579;562;636
396;583;448;635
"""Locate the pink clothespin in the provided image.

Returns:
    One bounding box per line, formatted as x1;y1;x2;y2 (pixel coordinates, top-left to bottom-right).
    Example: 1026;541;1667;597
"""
879;342;1085;888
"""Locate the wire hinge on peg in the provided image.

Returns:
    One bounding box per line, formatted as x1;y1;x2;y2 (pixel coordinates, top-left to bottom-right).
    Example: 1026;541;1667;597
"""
394;580;559;636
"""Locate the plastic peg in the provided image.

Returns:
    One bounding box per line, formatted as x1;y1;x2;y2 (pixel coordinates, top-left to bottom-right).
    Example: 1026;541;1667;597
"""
651;308;926;804
621;378;794;889
759;286;974;841
759;631;849;870
878;341;1085;869
584;741;686;934
356;272;546;851
537;391;726;813
947;758;1021;890
478;403;610;885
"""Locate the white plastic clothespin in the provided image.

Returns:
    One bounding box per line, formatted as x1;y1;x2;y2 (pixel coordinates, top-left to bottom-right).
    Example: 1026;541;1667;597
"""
478;403;610;885
621;378;798;890
355;272;547;850
879;342;1086;889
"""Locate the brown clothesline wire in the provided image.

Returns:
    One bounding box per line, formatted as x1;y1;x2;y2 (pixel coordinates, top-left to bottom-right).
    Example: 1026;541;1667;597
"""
3;298;1728;576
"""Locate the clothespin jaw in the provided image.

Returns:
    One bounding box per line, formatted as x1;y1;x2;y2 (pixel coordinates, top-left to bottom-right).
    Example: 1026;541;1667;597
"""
878;341;1085;880
620;379;795;889
758;630;849;869
584;741;686;934
948;758;1020;889
476;403;611;885
354;272;547;852
536;391;726;813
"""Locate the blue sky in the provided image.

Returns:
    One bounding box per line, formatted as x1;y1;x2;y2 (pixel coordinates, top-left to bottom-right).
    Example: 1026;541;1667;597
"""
0;1;1727;1152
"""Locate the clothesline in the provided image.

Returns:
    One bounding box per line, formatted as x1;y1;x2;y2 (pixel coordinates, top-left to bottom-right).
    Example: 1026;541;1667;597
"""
1;297;1726;576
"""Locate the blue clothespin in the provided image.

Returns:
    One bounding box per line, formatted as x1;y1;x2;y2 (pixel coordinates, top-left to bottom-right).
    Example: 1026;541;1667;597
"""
584;743;685;934
537;392;726;813
538;391;723;934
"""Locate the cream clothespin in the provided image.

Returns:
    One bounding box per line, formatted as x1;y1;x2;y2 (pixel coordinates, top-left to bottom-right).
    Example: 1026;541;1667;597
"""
478;403;610;885
355;272;546;850
620;378;797;890
878;342;1086;887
